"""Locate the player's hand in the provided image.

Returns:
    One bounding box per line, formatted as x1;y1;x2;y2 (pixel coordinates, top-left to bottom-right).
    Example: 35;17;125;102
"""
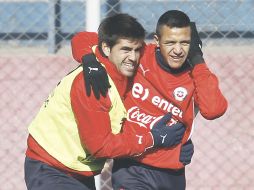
82;53;111;100
188;22;204;67
180;139;194;166
151;113;186;148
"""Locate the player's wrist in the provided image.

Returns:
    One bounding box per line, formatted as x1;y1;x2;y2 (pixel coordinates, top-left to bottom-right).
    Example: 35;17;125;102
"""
145;132;154;149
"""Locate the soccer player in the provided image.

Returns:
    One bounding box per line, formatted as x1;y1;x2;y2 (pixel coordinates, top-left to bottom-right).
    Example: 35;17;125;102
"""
24;13;186;190
71;10;228;189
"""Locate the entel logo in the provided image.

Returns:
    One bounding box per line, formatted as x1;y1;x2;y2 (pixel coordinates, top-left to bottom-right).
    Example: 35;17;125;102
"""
132;83;183;118
132;83;149;101
127;106;177;129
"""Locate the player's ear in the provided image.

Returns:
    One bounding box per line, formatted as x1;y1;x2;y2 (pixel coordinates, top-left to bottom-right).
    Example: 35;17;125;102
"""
153;34;159;47
101;42;111;57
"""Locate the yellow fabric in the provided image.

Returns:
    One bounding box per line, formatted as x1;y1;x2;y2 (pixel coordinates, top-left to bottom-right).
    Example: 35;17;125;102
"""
28;66;126;172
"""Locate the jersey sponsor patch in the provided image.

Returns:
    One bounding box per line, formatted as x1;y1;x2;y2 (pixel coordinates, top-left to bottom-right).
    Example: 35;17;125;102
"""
173;87;188;101
127;106;162;129
127;106;178;130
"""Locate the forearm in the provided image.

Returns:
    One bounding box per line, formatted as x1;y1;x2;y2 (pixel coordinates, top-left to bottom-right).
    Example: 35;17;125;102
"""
76;110;152;158
191;64;228;120
71;77;153;159
87;127;153;158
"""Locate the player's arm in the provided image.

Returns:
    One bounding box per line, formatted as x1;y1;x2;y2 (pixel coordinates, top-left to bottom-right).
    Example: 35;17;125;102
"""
71;31;98;63
191;64;228;120
71;32;111;99
70;73;152;158
188;22;228;120
71;74;186;158
71;32;147;100
71;31;147;64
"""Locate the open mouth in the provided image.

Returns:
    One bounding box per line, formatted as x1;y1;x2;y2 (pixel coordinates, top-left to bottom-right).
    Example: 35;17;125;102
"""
124;62;135;70
170;55;184;62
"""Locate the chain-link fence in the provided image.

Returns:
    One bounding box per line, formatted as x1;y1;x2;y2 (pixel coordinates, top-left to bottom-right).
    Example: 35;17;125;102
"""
0;0;253;189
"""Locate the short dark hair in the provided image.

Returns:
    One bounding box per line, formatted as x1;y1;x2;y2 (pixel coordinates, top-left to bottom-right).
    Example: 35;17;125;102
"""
156;10;190;37
98;13;145;53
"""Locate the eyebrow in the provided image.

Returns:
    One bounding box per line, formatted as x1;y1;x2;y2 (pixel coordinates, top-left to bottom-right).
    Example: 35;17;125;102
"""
120;46;142;51
181;40;191;43
162;40;176;44
163;39;191;44
120;46;132;51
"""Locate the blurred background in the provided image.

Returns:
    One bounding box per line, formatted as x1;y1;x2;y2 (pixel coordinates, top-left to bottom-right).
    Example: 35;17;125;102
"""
0;0;253;189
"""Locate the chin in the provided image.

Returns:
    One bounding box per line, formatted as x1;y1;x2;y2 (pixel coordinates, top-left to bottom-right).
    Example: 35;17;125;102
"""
169;65;182;69
170;62;185;69
122;71;134;77
126;73;134;77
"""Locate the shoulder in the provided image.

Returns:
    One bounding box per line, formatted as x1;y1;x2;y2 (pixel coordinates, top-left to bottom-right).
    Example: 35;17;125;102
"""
139;43;157;70
143;43;156;53
142;43;156;60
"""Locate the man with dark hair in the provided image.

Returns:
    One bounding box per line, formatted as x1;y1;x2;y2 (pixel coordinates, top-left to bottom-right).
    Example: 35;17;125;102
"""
72;10;227;189
24;13;186;190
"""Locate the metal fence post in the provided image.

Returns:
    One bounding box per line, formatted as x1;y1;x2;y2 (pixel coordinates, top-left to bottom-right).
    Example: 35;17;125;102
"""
48;0;61;53
86;2;101;188
86;0;100;32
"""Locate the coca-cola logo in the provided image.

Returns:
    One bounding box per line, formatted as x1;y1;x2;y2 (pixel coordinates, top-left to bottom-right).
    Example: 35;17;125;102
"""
127;106;163;129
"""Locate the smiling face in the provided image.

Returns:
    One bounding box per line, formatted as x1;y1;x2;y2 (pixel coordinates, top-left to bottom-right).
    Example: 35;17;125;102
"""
154;25;191;69
102;38;143;77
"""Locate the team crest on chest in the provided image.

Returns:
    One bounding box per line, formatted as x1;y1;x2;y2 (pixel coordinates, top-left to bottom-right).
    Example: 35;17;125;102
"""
173;87;188;101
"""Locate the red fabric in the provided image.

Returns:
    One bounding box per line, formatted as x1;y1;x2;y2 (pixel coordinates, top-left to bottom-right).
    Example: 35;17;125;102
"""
70;55;153;158
123;44;228;169
70;32;227;169
26;40;153;176
26;135;98;177
191;63;228;119
71;32;98;63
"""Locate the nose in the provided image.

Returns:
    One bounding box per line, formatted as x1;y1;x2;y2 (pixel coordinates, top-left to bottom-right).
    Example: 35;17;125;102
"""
173;44;183;55
128;51;138;62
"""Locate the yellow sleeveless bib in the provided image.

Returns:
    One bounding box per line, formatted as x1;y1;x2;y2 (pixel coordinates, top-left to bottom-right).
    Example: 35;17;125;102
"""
28;65;126;172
